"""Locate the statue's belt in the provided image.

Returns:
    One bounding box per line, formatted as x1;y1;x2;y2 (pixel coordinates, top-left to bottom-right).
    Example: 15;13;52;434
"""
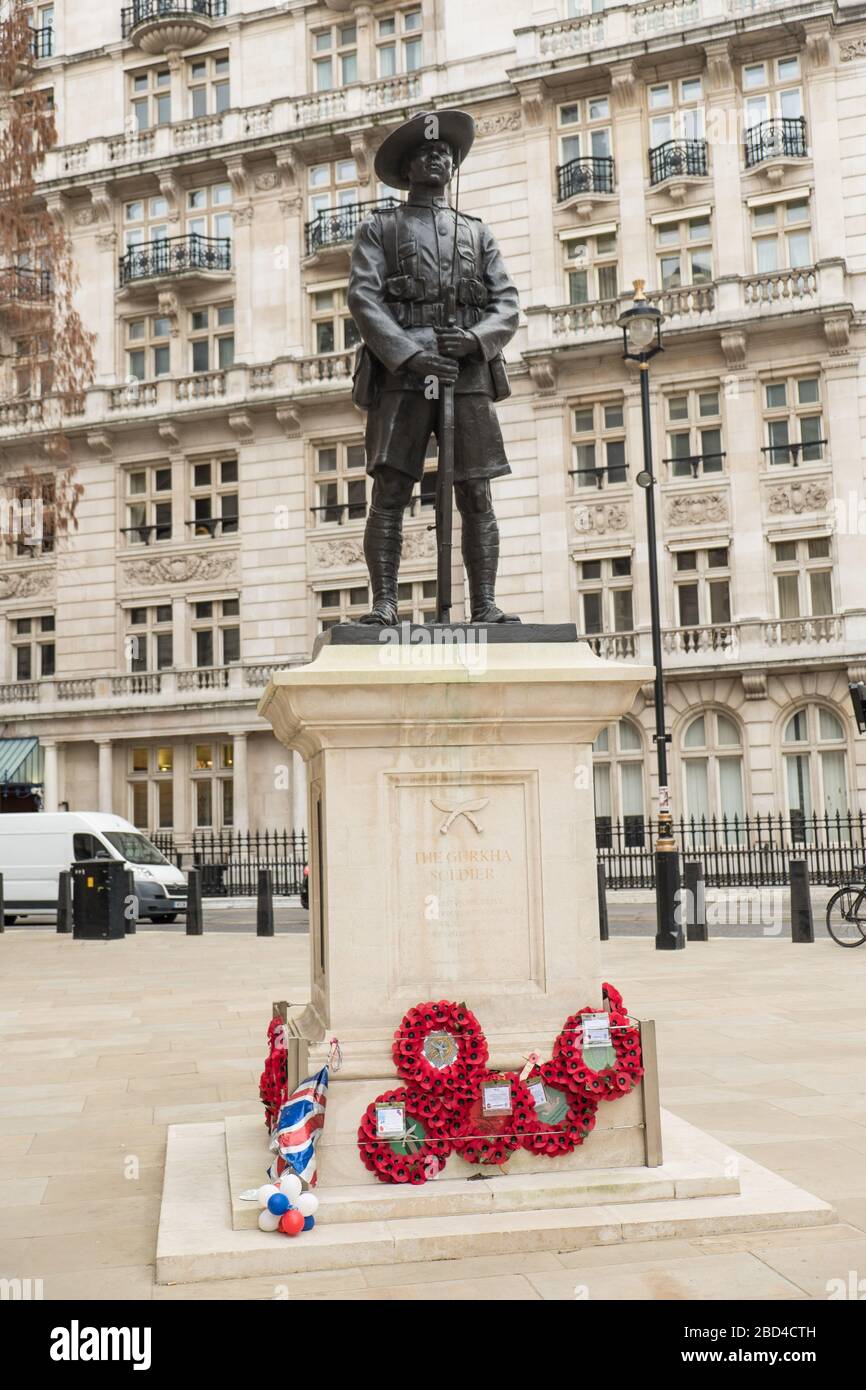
384;273;489;309
387;301;483;329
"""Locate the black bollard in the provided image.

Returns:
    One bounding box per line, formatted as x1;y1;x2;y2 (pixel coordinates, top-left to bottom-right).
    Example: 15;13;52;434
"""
684;860;707;942
0;871;4;933
124;868;137;935
56;870;73;934
596;861;609;941
789;859;814;942
257;868;275;937
186;868;203;935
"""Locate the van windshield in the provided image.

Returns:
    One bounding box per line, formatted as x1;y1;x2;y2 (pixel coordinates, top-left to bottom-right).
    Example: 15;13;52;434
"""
103;832;170;866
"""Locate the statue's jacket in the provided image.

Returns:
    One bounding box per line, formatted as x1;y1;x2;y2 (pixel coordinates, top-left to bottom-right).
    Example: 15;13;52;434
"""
347;197;519;398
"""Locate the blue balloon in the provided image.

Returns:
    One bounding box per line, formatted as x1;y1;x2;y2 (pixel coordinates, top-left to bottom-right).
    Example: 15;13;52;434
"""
303;1215;315;1232
267;1192;290;1215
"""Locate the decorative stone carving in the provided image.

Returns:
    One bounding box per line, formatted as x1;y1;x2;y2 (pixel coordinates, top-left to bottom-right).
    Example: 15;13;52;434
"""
804;24;832;71
158;290;180;335
232;203;254;225
158;172;182;222
475;110;522;138
88;182;113;224
0;566;54;599
665;492;728;527
572;501;629;535
401;526;436;561
74;207;94;226
96;227;117;252
766;480;830;516
609;62;639;114
519;81;548;128
276;406;303;438
158;420;181;449
226;155;248;202
121;550;238;589
86;430;112;457
823;312;850;355
703;41;735;93
848;663;866;686
840;39;866;62
720;329;747;369
312;536;365;569
742;672;768;701
350;132;372;183
254;170;278;192
228;411;254;442
526;354;557;394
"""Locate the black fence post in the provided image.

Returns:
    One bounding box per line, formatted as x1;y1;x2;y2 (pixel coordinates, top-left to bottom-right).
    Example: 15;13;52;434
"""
186;868;203;935
56;870;73;934
597;862;609;941
684;860;707;942
124;868;137;935
257;868;275;937
0;872;4;933
790;859;814;942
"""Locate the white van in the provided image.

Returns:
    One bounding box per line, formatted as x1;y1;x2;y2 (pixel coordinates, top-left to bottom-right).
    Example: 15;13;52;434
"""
0;812;187;924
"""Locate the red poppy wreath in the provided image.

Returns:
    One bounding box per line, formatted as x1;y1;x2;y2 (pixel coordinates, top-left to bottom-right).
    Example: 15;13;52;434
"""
453;1071;538;1166
392;1000;488;1100
522;1058;599;1156
358;1086;463;1184
553;990;644;1102
259;1016;288;1132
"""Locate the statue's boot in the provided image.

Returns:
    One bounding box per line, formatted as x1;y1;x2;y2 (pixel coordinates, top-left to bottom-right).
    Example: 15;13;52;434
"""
461;506;521;624
358;504;402;626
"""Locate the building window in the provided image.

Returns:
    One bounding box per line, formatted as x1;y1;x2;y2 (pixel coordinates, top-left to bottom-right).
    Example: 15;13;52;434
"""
570;402;626;489
648;77;704;145
6;477;55;558
125;604;173;672
655;215;712;289
743;55;803;127
317;584;370;630
186;182;233;242
12;336;52;398
123;463;172;545
558;96;612;166
128;745;174;830
310;286;360;354
189;458;238;538
125;314;172;381
12;613;54;680
192;742;234;828
312;21;357;91
762;375;824;466
772;537;833;618
577;556;634;637
751;198;811;273
189;303;234;372
783;705;848;829
397;578;437;623
674;547;731;628
681;711;745;825
123;195;171;251
664;388;723;477
308;158;359;221
593;719;645;846
129;66;171;131
377;8;423;76
563;229;618;304
312;441;367;525
192;597;240;667
188;53;230;118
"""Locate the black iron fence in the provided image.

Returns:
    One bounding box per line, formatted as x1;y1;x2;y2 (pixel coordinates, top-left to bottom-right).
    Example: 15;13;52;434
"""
304;198;399;256
598;812;866;889
121;0;227;39
118;233;231;287
556;156;615;201
649;138;708;185
153;829;308;896
744;117;807;169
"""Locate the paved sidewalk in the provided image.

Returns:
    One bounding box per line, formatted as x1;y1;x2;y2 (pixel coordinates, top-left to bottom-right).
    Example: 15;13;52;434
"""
1;931;865;1301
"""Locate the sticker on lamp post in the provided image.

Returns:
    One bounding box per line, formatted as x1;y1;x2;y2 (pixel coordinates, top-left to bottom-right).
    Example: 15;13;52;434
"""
375;1102;407;1140
481;1080;513;1116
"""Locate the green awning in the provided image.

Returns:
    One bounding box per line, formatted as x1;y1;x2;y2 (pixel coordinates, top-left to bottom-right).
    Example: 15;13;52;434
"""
0;737;42;785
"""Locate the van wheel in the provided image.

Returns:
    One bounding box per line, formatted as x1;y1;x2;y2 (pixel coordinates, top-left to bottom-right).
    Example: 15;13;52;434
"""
3;915;17;926
149;913;177;924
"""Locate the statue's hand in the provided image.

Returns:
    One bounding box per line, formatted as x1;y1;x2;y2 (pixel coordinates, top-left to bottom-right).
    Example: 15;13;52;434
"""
404;350;459;383
436;327;480;360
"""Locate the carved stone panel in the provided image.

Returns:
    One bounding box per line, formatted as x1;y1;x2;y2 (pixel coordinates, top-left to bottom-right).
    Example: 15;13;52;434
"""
0;566;55;600
766;480;830;516
665;492;729;528
120;550;238;589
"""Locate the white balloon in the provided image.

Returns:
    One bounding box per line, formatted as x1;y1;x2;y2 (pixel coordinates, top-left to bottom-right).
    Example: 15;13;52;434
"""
296;1192;319;1218
279;1173;302;1200
258;1209;281;1232
257;1183;279;1209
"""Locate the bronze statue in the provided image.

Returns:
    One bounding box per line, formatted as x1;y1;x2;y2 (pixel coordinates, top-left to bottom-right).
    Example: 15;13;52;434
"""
347;108;521;625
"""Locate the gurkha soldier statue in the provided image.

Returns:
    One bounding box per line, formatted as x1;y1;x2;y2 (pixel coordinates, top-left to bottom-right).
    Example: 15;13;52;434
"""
348;108;521;625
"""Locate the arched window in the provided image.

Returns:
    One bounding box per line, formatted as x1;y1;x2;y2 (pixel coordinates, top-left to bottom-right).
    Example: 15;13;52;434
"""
680;711;745;827
593;718;646;846
782;704;849;837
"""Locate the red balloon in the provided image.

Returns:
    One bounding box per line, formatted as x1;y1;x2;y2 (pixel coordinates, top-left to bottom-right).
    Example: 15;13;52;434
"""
279;1210;304;1237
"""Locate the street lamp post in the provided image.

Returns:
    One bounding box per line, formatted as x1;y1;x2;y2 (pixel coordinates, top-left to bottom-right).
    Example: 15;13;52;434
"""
617;280;684;951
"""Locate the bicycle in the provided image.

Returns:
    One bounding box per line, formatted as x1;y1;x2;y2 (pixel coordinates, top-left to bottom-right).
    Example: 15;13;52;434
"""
826;867;866;947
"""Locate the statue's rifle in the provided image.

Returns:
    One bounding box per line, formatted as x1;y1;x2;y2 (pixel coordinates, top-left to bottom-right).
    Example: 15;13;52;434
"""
434;163;461;624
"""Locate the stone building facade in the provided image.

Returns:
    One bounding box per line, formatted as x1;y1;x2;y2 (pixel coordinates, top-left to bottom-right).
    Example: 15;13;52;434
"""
1;0;865;845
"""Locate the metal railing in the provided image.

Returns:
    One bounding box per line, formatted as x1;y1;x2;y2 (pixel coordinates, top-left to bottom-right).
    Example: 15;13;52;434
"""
121;0;227;40
597;812;866;888
649;139;708;185
556;156;615;201
663;451;726;478
184;828;308;896
744;117;807;168
304;198;399;255
118;233;231;287
761;439;826;466
31;25;53;58
0;266;52;300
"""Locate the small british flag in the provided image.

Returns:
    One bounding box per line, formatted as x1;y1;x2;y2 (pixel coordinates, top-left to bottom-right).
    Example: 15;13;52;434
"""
268;1067;329;1188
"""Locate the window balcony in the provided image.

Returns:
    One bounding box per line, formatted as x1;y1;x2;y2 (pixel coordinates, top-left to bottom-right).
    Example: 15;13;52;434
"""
184;516;238;538
556;156;615;203
31;25;53;59
295;349;355;390
760;439;826;468
584;631;637;660
121;0;227;55
118;233;231;289
309;501;368;526
569;462;628;490
663;451;726;479
304;197;399;257
744;118;807;170
663;623;736;656
0;266;52;304
648;139;708;187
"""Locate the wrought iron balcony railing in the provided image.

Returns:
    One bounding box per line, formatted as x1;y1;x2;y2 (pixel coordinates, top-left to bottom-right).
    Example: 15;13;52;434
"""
31;25;53;58
0;266;52;300
744;117;807;169
569;462;628;489
556;156;615;201
662;451;726;478
121;0;227;40
648;138;708;185
304;198;399;256
761;439;826;467
185;515;239;537
118;232;231;286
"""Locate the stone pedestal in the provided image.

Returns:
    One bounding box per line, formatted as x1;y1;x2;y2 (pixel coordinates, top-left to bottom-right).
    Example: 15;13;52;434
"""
258;628;656;1185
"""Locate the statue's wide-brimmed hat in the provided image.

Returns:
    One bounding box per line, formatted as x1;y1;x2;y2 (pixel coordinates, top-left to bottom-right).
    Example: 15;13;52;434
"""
374;108;475;191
